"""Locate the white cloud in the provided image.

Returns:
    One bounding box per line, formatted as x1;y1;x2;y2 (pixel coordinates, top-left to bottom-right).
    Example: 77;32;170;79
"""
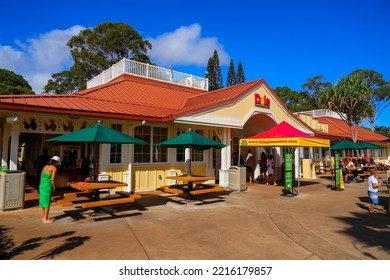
147;23;229;67
0;25;85;93
0;23;228;93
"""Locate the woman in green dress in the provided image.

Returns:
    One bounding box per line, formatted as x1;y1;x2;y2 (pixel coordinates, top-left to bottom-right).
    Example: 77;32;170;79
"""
39;156;60;223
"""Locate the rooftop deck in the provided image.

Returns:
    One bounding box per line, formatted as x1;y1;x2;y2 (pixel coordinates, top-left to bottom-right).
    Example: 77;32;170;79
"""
87;58;209;91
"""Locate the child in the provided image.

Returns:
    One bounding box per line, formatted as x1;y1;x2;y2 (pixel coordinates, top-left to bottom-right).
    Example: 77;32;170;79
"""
259;152;268;183
367;168;382;214
266;155;277;186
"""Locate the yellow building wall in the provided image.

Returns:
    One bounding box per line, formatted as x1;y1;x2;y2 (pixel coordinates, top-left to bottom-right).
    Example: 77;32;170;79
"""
298;114;328;133
106;163;207;192
185;85;312;133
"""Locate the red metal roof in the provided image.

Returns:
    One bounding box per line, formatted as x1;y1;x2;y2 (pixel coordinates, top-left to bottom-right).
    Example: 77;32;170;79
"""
314;116;387;142
0;73;269;122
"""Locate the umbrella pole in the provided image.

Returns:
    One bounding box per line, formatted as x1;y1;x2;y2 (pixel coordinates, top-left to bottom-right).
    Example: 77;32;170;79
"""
94;143;98;181
188;148;192;176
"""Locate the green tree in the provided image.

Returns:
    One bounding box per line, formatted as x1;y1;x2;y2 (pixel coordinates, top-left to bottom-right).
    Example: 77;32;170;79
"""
374;125;390;137
320;75;374;142
236;61;246;84
0;69;34;95
348;69;390;130
301;75;332;110
226;59;236;87
206;50;223;91
44;22;152;93
274;86;311;112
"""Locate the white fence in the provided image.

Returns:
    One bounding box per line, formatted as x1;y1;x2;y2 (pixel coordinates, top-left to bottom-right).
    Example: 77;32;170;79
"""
87;58;208;91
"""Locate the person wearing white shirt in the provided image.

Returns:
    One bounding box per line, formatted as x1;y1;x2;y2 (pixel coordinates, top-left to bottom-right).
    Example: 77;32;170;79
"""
367;168;382;214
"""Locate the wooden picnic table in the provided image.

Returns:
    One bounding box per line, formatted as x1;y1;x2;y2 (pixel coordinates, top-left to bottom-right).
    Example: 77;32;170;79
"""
164;175;222;199
70;180;128;200
67;180;141;213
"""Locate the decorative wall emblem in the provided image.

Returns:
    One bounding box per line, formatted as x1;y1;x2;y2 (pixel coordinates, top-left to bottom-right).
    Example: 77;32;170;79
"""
254;93;270;109
44;119;57;131
23;118;37;130
63;121;74;132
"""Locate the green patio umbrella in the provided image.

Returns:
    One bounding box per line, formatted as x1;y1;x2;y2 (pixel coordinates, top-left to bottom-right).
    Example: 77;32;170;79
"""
154;130;226;150
46;121;147;180
329;139;363;150
358;141;384;149
154;130;226;174
46;122;147;144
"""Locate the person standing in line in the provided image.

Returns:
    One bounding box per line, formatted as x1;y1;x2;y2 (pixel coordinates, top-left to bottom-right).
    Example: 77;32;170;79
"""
39;156;61;223
259;152;268;183
244;149;254;183
266;154;277;186
32;148;52;188
367;168;382;214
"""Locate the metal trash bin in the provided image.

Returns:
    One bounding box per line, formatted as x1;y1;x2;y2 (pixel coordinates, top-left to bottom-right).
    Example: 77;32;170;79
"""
229;166;246;191
0;171;26;212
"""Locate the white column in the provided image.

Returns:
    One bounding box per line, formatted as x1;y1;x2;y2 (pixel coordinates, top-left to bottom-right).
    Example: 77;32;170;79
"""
1;125;10;167
274;147;282;180
294;147;300;179
219;127;231;187
9;123;20;170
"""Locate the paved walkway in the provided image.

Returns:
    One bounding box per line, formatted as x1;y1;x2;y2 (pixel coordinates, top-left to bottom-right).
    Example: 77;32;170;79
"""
1;174;389;260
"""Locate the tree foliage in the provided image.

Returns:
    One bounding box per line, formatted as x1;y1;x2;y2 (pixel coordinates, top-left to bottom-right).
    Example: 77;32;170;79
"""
374;126;390;138
347;69;390;129
236;61;246;84
44;22;152;93
320;75;374;142
206;50;223;91
226;59;236;87
226;60;246;87
0;69;34;95
274;86;311;112
301;75;331;109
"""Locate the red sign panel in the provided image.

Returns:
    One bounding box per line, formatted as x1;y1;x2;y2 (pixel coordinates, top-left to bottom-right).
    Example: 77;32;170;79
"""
254;94;270;108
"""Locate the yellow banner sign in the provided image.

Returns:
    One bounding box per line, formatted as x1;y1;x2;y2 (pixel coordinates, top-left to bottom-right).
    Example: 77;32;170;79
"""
240;137;329;147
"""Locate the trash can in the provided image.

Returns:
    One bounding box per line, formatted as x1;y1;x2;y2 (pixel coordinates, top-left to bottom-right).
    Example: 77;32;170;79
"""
229;166;246;191
0;171;26;212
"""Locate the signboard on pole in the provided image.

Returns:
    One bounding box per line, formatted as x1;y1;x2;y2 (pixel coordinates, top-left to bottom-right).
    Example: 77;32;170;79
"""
335;153;340;187
284;153;293;190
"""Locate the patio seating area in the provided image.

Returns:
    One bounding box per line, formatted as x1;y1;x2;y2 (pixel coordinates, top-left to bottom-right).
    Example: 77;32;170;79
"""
2;172;389;261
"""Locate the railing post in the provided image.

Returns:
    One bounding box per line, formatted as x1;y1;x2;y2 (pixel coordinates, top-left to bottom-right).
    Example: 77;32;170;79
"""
146;63;149;78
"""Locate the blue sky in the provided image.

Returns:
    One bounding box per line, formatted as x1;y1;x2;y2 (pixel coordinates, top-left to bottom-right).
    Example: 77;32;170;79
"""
1;0;389;126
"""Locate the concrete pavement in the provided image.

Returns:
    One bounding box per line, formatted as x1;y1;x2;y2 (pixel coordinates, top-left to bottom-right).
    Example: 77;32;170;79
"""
1;174;389;260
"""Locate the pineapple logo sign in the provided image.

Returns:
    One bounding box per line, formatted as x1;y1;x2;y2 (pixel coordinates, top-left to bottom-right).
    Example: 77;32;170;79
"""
254;94;270;108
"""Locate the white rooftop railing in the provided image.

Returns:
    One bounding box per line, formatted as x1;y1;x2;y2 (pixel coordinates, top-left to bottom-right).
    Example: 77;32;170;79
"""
86;58;208;91
297;109;344;120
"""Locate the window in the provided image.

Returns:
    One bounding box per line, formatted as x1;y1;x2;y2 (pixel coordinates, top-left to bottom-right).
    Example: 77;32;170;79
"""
134;125;168;163
110;124;123;164
153;127;168;162
176;130;204;162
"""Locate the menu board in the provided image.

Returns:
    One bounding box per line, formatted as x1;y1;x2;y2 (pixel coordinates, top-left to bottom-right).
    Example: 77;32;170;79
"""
284;153;293;190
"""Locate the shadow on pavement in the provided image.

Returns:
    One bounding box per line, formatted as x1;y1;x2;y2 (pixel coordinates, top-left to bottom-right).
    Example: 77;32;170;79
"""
333;210;390;259
0;226;90;260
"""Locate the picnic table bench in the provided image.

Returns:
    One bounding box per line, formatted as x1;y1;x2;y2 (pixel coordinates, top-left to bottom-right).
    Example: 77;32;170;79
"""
80;194;141;209
157;183;225;198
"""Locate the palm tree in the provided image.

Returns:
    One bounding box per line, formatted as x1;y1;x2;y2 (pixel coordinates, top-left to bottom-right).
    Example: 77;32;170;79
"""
320;75;374;142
